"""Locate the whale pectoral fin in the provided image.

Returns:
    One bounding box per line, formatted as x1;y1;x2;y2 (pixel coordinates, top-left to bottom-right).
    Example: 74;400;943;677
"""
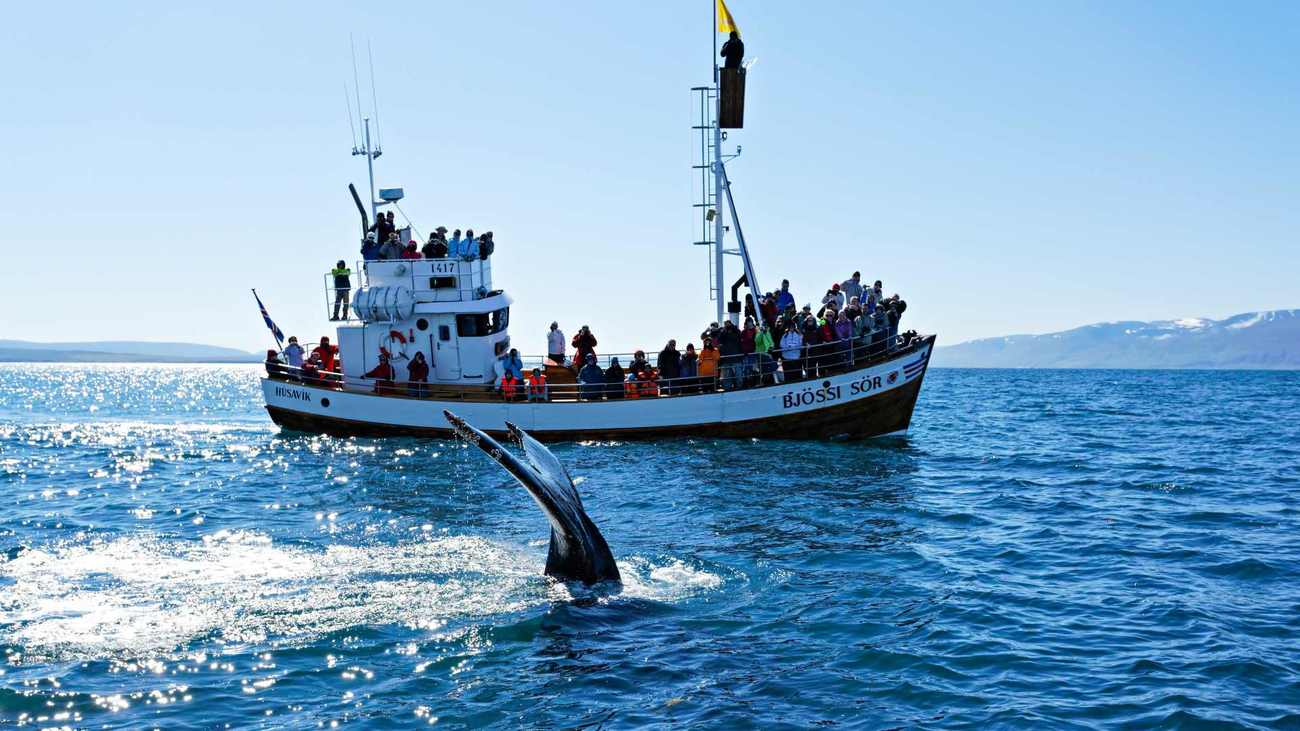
508;422;581;506
445;412;621;585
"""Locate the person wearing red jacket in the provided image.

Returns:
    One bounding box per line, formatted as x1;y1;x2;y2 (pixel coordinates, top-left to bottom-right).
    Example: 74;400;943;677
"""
312;337;338;373
364;353;396;394
571;325;598;366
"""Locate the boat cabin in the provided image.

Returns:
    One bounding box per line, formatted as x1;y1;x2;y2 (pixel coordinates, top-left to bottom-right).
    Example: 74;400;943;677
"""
331;257;512;386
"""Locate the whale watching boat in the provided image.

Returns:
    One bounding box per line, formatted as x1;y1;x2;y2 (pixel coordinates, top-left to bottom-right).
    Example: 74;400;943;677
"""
259;21;936;441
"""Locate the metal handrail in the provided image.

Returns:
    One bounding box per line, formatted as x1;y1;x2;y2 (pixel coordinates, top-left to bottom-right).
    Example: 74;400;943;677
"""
265;333;921;403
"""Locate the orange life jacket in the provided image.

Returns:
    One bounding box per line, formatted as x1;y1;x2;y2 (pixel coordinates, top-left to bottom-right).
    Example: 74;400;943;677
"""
501;375;519;399
527;374;547;395
639;372;659;397
624;381;640;399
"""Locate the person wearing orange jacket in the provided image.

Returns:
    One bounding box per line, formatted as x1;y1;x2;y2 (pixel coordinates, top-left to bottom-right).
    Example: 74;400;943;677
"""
698;338;720;391
526;368;548;402
501;372;520;401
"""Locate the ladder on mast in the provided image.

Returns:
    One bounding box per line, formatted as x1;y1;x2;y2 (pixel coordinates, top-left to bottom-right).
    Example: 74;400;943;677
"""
691;85;724;320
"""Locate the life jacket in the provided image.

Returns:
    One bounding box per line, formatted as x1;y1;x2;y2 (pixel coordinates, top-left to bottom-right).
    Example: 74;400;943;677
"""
639;372;659;398
527;374;547;395
501;375;519;400
624;381;640;399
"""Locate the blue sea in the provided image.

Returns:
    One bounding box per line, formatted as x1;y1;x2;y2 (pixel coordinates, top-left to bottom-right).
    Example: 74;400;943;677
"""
1;364;1298;729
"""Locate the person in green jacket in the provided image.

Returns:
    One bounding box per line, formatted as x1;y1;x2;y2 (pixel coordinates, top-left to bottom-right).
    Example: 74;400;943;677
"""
754;324;778;385
330;260;352;321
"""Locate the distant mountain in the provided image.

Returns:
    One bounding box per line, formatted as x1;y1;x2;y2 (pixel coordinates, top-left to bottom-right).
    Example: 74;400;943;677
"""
934;310;1300;370
0;340;261;363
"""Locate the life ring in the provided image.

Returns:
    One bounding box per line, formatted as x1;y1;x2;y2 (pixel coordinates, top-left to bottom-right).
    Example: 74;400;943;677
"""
382;329;411;361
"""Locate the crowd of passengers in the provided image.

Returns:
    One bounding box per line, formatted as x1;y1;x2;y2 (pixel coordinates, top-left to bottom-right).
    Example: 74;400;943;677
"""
491;272;916;401
360;210;496;262
264;335;341;384
268;271;918;401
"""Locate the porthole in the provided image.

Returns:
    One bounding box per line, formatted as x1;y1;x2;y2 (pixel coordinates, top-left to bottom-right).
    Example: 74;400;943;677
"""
320;397;331;408
416;318;429;331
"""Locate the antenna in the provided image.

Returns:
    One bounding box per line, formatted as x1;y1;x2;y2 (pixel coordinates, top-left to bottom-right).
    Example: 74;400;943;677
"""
343;82;358;149
350;35;364;144
368;40;382;155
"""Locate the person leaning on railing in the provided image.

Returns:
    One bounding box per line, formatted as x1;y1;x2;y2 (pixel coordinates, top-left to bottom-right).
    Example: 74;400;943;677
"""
265;350;286;379
364;353;397;395
407;352;429;397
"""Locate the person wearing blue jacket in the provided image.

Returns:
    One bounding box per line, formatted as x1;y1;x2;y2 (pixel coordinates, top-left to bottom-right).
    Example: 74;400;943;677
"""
500;348;524;380
775;279;795;313
578;355;605;401
459;229;479;260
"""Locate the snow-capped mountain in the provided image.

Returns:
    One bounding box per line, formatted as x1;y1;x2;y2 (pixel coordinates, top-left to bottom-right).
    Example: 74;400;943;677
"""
934;310;1300;369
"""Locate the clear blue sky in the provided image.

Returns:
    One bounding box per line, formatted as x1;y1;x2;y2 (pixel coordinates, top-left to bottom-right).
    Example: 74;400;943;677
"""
3;1;1296;353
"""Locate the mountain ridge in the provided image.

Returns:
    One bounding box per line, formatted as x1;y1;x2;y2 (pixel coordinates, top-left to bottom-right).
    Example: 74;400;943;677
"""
0;340;261;363
933;310;1300;369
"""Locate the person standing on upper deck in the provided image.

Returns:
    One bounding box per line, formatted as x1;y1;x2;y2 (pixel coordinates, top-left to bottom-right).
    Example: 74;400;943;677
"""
841;272;863;303
572;325;598;366
775;279;795;313
423;227;449;258
369;210;395;244
547;322;566;365
330;260;352;321
721;30;744;70
379;232;403;260
448;229;462;255
459;229;478;260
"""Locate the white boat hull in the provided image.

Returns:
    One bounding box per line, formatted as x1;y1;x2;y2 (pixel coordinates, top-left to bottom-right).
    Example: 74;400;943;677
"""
262;337;934;441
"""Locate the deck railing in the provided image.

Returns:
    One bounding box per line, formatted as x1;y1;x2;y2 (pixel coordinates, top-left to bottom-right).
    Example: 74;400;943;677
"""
266;333;923;403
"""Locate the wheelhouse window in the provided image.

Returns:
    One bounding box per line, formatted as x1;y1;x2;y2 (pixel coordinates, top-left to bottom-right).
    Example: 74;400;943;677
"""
456;307;509;337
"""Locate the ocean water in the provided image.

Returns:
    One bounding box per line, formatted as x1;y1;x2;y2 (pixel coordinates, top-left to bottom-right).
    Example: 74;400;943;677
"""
1;364;1298;729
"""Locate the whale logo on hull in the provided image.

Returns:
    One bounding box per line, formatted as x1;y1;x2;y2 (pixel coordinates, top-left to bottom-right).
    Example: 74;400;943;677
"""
443;411;621;585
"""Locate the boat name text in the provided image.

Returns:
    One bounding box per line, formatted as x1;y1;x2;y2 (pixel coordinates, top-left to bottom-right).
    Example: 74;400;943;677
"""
781;375;885;410
274;386;312;402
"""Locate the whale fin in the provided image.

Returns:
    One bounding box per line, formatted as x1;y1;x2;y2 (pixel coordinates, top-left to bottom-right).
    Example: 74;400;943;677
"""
444;411;621;584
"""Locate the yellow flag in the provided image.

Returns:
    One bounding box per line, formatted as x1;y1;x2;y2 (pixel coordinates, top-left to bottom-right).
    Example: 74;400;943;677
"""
717;0;740;36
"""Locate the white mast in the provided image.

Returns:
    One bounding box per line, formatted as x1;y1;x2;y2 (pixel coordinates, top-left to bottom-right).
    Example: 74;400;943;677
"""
359;118;379;222
712;0;726;324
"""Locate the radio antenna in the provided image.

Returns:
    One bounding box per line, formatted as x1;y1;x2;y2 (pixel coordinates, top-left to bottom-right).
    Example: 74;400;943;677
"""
350;35;364;139
368;40;383;154
343;82;358;149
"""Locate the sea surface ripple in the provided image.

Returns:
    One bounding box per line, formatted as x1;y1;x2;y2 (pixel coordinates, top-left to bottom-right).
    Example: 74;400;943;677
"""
1;364;1298;729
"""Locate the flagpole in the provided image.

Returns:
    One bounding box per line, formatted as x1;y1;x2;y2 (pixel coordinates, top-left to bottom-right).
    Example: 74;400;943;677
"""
712;0;718;84
252;288;286;353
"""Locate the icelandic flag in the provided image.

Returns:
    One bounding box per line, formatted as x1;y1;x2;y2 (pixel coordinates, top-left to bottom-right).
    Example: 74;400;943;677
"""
252;289;285;348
